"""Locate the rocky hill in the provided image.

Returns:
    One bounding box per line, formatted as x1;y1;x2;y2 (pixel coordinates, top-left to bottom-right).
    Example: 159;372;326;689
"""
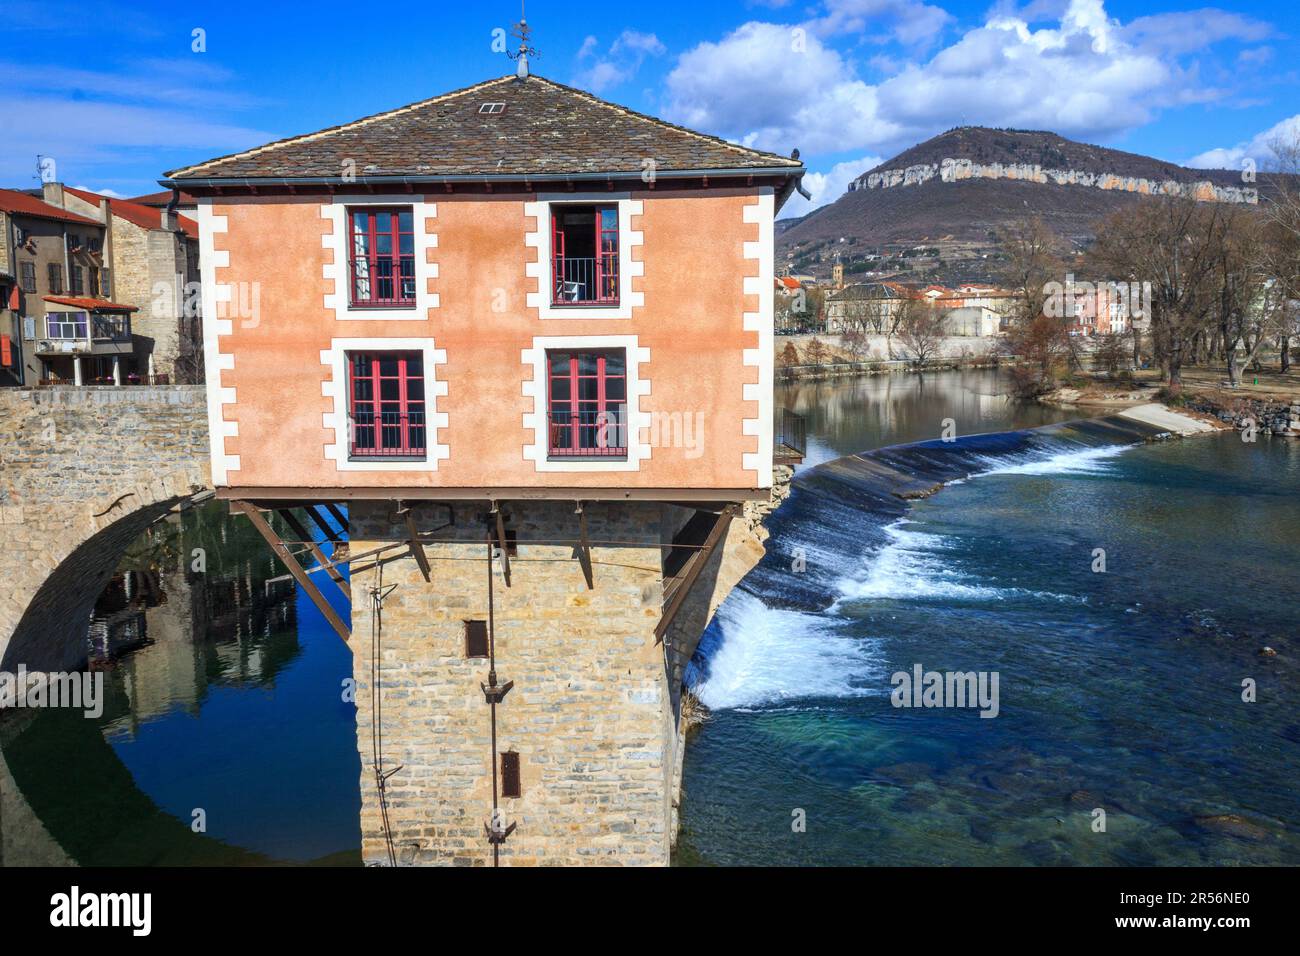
779;126;1275;283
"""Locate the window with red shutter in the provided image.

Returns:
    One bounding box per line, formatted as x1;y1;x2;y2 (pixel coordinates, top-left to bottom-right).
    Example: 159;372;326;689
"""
546;349;628;458
347;351;426;458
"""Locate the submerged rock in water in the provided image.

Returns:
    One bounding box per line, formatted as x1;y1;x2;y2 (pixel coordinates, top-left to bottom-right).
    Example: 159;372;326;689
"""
893;482;945;500
893;789;937;813
1190;814;1276;842
873;761;936;786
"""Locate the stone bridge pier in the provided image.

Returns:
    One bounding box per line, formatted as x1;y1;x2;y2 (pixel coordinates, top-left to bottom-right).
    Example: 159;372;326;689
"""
0;386;209;671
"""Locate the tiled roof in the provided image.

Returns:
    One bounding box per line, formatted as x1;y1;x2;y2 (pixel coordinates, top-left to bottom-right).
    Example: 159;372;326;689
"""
126;189;196;206
0;188;101;226
165;74;803;182
43;295;138;312
64;187;198;239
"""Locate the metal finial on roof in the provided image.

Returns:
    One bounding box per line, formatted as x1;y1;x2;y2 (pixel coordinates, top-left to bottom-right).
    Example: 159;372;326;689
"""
507;12;540;80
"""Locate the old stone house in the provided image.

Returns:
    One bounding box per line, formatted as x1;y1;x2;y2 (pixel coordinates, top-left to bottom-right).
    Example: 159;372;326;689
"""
165;65;805;865
0;187;128;386
0;183;201;386
55;185;203;383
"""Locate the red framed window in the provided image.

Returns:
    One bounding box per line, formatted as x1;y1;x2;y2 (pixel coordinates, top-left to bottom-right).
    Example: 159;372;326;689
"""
349;208;415;307
551;205;619;305
347;352;426;458
547;350;627;457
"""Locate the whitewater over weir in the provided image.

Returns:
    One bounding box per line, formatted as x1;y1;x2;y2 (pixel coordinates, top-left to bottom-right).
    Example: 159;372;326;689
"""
688;416;1167;711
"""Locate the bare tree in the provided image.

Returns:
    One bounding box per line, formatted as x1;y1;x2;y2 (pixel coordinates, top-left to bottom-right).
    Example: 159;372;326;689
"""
1093;331;1130;381
841;328;870;362
1208;205;1277;386
804;337;830;366
1262;132;1300;372
1001;312;1071;397
996;215;1066;326
895;299;945;367
1089;198;1229;387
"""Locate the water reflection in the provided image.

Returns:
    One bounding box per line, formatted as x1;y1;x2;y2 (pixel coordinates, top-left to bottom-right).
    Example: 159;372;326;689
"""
0;501;360;866
778;369;1086;468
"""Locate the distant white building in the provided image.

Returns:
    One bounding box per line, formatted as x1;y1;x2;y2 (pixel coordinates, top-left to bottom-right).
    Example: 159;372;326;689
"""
944;305;1002;337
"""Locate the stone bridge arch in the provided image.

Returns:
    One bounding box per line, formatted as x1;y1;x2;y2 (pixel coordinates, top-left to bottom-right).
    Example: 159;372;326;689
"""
0;386;209;670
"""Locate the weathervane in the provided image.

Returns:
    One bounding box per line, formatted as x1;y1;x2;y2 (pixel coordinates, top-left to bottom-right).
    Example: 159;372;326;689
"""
507;4;540;78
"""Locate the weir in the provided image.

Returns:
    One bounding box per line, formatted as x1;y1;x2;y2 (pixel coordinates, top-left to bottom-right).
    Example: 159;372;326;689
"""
699;406;1213;628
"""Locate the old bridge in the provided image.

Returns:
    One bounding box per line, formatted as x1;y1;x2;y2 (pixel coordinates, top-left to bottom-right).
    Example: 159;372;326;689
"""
0;386;210;671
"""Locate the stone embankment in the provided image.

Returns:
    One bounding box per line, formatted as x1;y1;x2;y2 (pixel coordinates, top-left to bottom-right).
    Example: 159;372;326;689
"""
1179;395;1300;437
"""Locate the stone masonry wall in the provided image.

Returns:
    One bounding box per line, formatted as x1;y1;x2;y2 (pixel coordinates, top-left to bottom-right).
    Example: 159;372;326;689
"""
350;499;676;866
0;386;209;669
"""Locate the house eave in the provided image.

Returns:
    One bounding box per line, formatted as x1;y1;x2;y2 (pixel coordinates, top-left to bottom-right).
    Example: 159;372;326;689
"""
159;165;805;193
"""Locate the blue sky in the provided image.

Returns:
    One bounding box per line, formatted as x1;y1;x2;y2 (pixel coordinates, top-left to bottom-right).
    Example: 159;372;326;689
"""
2;0;1296;217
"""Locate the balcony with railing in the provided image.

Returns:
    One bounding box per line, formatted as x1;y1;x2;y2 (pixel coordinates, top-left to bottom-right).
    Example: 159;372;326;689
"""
349;254;416;307
349;407;427;459
551;255;620;306
548;408;628;458
37;312;133;356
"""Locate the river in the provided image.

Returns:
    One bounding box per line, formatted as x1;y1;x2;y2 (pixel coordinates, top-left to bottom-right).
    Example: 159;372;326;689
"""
678;370;1300;865
2;369;1295;865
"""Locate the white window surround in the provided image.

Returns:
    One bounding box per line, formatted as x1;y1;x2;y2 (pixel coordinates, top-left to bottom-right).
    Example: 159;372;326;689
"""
321;196;439;321
524;193;644;320
521;334;651;472
320;337;449;471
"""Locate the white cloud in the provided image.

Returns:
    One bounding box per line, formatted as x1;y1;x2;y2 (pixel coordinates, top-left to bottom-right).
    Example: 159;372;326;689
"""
72;184;125;197
665;22;900;155
0;95;273;191
779;154;883;219
572;30;667;94
1122;9;1272;57
1186;114;1300;171
808;0;952;48
663;0;1252;161
0;54;271;191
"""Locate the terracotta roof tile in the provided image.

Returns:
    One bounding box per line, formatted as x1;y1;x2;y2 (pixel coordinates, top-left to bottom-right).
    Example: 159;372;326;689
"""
165;74;802;182
64;187;198;239
126;190;196;206
0;188;101;226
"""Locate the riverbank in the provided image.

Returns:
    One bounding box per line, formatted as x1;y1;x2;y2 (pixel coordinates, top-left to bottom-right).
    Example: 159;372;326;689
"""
1041;381;1299;438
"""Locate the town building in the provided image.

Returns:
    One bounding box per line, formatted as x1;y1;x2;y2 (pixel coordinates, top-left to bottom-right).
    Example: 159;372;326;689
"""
163;65;805;865
943;304;1002;337
0;183;201;386
0;187;129;386
55;186;202;383
825;280;915;333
